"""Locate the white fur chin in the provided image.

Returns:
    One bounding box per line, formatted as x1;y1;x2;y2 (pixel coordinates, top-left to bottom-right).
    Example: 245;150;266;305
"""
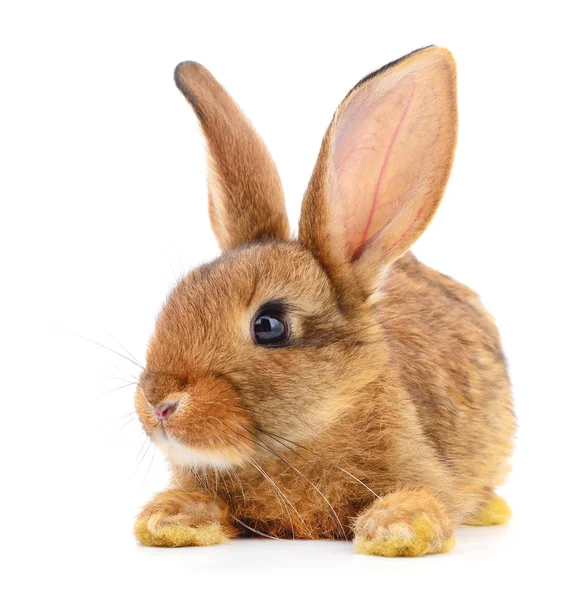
154;431;236;469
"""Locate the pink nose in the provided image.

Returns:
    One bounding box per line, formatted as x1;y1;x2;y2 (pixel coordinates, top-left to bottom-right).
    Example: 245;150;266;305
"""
154;401;178;421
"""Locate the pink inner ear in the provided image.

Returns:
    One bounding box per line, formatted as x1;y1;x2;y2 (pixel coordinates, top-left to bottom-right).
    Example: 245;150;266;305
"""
330;54;455;266
334;77;418;261
355;83;415;260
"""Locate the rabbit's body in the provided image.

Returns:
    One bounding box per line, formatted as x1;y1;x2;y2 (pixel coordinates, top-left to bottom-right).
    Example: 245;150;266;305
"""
133;47;515;555
159;252;513;541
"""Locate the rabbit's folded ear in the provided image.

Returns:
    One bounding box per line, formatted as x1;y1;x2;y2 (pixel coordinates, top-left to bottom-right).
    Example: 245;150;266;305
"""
175;62;290;251
299;47;457;304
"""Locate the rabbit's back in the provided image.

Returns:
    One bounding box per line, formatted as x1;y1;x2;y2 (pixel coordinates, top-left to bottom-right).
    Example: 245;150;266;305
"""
380;253;515;497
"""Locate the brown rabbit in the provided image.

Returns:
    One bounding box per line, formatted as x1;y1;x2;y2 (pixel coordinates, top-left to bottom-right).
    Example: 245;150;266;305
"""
134;46;515;556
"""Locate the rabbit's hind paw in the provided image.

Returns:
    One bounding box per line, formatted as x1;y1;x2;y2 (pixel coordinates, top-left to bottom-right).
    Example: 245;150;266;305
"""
465;495;511;526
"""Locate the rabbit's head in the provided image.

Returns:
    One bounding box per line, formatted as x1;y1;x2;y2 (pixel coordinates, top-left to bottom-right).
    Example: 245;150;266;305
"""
135;47;458;470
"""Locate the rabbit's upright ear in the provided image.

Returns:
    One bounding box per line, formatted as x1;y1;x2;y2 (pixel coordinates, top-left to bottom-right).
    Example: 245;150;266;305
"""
175;62;289;251
299;47;457;304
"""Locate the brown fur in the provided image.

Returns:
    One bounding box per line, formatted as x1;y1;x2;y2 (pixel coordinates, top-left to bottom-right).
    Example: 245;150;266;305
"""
174;62;289;251
133;47;515;555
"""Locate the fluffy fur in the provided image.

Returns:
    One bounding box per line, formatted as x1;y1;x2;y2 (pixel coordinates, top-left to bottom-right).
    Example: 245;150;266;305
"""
133;46;515;556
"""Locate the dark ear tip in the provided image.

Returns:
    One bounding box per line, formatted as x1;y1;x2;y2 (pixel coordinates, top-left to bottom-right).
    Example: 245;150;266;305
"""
345;45;454;101
174;61;204;90
174;61;209;124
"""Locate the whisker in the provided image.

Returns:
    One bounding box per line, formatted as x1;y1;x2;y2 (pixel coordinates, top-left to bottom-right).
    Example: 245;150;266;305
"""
238;425;347;539
208;440;221;498
101;381;138;397
213;438;247;503
119;410;137;419
257;429;381;501
118;414;138;431
191;467;207;490
77;334;143;372
225;431;312;538
132;435;152;478
231;516;281;540
216;465;231;499
143;446;157;483
135;436;149;461
109;335;145;370
109;363;141;382
107;376;139;385
244;457;299;540
225;433;298;539
229;468;247;504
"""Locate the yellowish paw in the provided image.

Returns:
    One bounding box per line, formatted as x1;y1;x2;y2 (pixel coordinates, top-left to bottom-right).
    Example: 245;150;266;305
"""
465;495;512;526
135;519;227;548
354;515;456;557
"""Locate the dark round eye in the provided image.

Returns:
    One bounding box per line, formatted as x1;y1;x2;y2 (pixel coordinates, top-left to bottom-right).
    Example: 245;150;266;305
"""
252;308;289;346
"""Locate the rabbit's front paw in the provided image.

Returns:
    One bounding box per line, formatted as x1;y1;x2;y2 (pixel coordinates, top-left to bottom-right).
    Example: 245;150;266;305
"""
134;489;231;547
353;489;455;557
135;518;226;547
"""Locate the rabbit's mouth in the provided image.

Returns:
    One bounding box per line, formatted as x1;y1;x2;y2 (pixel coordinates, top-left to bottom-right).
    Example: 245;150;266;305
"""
152;429;244;470
135;373;254;468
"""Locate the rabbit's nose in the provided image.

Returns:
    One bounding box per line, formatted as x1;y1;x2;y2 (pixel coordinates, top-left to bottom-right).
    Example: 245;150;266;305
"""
154;401;178;422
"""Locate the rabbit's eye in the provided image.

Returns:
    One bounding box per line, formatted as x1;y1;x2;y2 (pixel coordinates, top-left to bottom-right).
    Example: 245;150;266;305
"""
252;306;289;346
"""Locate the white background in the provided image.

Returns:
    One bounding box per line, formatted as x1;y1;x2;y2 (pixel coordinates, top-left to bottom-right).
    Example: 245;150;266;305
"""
1;1;562;598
